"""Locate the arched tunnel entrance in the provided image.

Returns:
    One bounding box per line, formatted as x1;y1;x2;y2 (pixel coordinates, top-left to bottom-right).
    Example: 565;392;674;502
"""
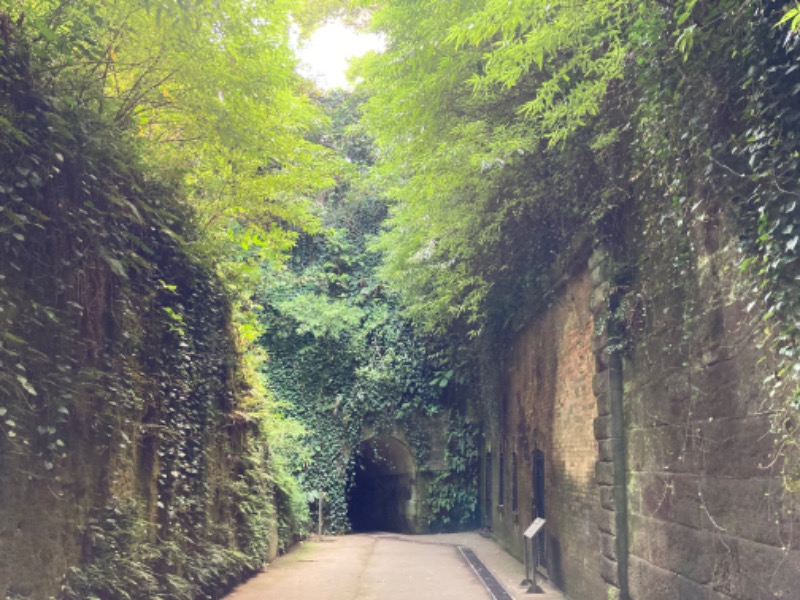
347;436;417;533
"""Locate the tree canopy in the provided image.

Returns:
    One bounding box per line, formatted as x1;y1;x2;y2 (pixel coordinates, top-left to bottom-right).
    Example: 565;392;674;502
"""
2;2;798;590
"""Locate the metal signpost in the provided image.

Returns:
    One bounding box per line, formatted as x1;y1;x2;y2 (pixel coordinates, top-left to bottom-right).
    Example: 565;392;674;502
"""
521;518;546;594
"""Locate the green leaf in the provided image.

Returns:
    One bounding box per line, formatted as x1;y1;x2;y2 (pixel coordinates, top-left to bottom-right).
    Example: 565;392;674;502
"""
16;375;37;396
777;5;800;31
104;256;128;279
675;0;698;27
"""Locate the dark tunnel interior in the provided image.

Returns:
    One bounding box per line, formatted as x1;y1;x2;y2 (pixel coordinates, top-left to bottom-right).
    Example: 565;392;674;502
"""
347;437;415;533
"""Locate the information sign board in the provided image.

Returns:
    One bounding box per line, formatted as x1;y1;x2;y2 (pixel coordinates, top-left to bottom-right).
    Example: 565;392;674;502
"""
523;517;545;540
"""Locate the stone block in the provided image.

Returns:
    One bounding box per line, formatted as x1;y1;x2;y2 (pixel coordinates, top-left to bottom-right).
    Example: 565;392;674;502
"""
708;536;741;597
627;472;703;530
627;555;682;600
592;330;609;353
595;460;615;486
627;426;697;474
597;507;616;535
628;555;733;600
598;439;613;462
737;538;800;600
592;371;609;396
629;513;715;584
594;415;613;441
696;477;799;548
689;357;755;421
677;577;737;600
590;282;610;313
591;264;607;286
600;531;617;561
603;586;622;600
599;554;619;586
694;415;780;480
588;248;608;272
595;345;610;371
596;385;611;417
623;374;692;429
599;484;615;511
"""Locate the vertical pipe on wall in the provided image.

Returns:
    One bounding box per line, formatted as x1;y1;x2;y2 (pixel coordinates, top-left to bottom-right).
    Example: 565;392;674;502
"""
607;292;630;599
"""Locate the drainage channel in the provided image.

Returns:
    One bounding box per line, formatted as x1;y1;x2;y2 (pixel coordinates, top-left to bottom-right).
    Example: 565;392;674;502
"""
457;545;514;600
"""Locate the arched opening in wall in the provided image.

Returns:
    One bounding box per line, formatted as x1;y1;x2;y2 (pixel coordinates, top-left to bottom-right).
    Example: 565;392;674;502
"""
347;436;416;533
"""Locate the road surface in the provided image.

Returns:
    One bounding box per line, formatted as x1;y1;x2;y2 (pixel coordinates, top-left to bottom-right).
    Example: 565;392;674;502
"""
224;533;493;600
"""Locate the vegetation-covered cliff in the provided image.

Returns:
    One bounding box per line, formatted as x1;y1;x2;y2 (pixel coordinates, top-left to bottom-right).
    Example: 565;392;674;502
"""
0;2;320;596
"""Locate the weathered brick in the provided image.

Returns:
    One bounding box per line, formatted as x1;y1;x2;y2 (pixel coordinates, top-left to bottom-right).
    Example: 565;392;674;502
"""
478;180;796;600
483;268;605;600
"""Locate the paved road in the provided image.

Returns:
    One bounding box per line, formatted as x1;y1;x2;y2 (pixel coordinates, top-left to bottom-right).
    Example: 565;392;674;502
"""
224;534;492;600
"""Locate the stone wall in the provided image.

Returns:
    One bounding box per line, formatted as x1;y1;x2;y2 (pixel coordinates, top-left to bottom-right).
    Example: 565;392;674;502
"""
613;206;800;599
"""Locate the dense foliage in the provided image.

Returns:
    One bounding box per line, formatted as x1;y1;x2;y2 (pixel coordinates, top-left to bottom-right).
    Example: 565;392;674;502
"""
258;92;478;531
353;0;799;476
3;0;800;595
0;1;330;597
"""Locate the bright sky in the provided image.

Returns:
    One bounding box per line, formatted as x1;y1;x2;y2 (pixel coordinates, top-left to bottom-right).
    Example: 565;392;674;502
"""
293;20;385;90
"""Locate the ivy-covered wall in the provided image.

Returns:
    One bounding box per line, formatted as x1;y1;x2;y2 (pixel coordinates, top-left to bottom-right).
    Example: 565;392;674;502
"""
0;20;290;599
255;91;481;536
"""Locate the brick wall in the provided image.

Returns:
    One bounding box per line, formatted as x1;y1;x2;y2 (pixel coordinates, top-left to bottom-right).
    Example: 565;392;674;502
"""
487;267;606;600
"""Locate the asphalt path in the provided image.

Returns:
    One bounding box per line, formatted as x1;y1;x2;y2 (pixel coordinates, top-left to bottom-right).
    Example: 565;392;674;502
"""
224;533;493;600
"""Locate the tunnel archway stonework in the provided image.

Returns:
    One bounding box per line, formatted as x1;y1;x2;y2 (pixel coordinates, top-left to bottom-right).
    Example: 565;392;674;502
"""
347;435;422;533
